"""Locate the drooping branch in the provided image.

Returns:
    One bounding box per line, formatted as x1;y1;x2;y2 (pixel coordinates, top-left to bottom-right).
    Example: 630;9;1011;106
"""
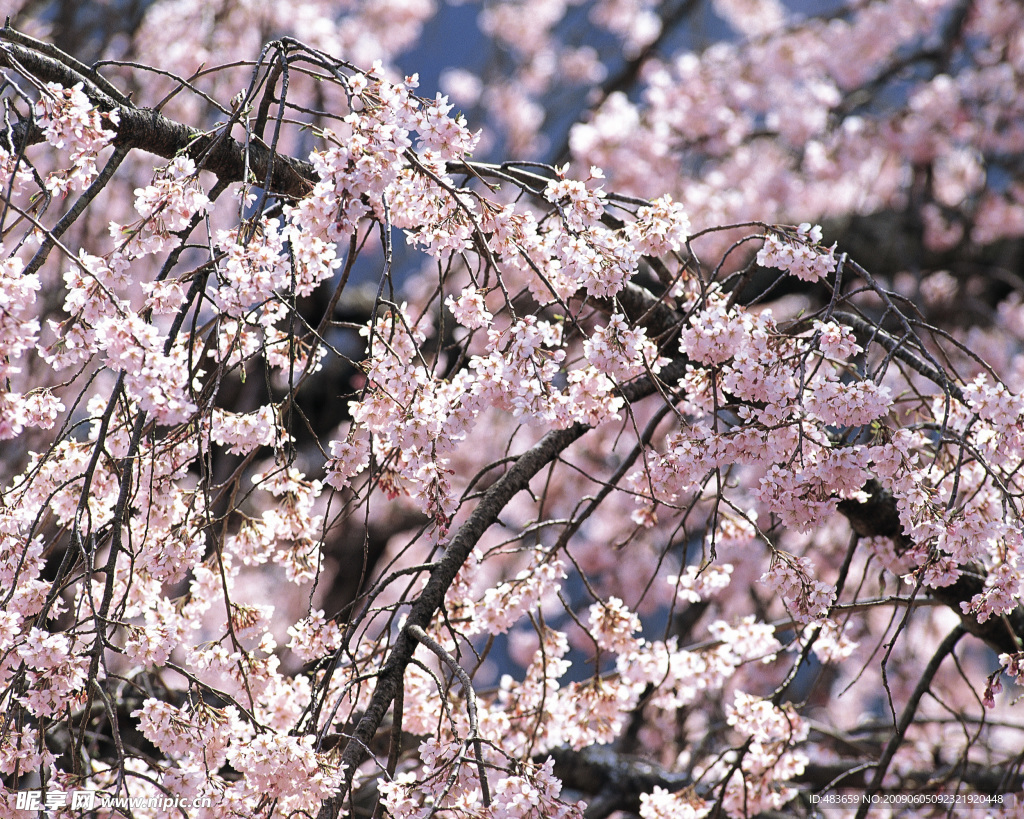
834;309;965;404
0;29;314;199
319;423;591;819
0;33;634;209
319;356;691;819
854;625;966;819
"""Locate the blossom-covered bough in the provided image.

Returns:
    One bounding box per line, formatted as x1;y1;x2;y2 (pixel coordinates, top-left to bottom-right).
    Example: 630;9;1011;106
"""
0;5;1023;818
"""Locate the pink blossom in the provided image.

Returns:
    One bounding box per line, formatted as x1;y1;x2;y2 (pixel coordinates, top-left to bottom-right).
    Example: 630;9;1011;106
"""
587;596;641;653
447;286;494;329
757;229;838;282
670;563;734;603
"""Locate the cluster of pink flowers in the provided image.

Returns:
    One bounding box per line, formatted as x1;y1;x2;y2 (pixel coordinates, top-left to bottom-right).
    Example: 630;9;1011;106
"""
114;156;210;256
961;560;1024;624
678;289;760;366
0;722;53;778
296;71;476;255
286;608;344;662
472;550;567;635
550;223;639;299
807;620;859;664
327;304;472;527
760;555;837;624
132;698;343;812
670;563;734;604
377;734;584;819
963;373;1024;428
447;286;494;329
415;92;480;159
251;466;326;583
212;218;290;317
627;273;908;574
488;759;583;819
14;628;88;718
208;406;284;455
623;194;691;256
756;225;838;283
587;596;642;653
804;378;893;428
583;313;664;382
544;168;607;231
33;170;204;422
640;786;709;819
0;250;57;439
708;691;809;815
812;318;861;360
33;82;118;194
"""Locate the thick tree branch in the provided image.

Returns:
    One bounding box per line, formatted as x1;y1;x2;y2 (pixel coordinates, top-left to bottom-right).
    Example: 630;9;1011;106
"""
113;103;315;197
541;744;1021;817
546;745;692;819
319;424;591;819
318;357;690;819
0;31;316;198
838;482;1024;655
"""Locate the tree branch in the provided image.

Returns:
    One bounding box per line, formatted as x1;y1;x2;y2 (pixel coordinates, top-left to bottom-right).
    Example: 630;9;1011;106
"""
318;357;690;819
837;482;1024;655
854;625;966;819
0;31;317;199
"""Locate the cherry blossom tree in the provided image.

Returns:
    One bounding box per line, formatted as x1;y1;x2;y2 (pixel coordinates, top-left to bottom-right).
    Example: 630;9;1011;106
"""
1;1;1024;818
